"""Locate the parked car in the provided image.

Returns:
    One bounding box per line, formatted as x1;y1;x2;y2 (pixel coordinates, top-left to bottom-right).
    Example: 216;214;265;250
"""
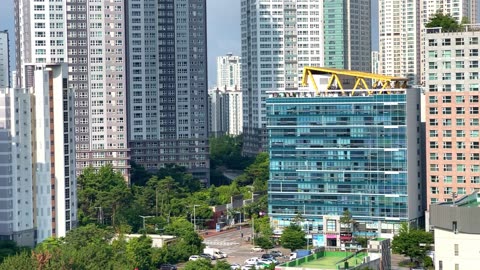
188;255;200;261
199;253;215;260
259;257;278;265
261;254;274;260
241;263;267;270
230;263;241;270
244;257;259;265
251;246;264;252
158;264;177;270
270;250;284;258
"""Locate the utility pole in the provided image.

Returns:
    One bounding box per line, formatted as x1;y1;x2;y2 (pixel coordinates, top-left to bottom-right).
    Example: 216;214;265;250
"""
193;205;200;231
95;206;103;225
139;215;153;230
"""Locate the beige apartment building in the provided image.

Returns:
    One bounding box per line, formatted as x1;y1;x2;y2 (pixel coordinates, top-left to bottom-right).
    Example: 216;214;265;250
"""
425;26;480;208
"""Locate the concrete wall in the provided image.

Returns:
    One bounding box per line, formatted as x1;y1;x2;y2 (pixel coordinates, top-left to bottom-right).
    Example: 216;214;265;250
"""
434;227;480;270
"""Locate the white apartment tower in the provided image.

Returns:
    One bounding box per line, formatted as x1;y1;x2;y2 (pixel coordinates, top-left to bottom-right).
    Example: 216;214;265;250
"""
379;0;477;85
0;31;9;88
14;0;130;181
127;0;210;182
217;53;241;89
0;88;35;247
208;87;243;137
241;0;371;155
29;64;76;242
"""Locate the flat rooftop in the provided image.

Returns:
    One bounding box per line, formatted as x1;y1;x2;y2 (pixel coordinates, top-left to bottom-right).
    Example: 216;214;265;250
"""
282;251;367;270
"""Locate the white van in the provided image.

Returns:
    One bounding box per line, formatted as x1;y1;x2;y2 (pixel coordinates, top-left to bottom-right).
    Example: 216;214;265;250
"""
203;247;227;259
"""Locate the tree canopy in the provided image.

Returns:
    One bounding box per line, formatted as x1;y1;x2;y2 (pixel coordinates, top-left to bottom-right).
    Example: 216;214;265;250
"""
425;12;461;31
391;223;433;264
280;224;306;251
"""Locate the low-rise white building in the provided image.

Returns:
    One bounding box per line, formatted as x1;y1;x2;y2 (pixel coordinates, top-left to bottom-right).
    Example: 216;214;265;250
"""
430;191;480;270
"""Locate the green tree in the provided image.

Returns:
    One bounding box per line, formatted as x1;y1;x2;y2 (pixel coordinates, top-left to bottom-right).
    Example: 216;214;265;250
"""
183;259;214;270
0;240;29;264
77;165;132;227
0;251;36;270
280;224;306;251
126;235;153;270
426;12;461;31
255;236;274;251
392;223;433;263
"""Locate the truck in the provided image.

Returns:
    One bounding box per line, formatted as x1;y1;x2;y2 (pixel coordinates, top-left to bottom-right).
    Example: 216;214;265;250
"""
203;247;228;259
289;249;311;260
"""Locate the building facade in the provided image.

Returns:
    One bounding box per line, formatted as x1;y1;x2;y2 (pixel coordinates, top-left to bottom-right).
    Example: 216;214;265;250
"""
217;53;241;89
241;0;371;155
430;192;480;270
14;0;130;180
0;31;9;88
208;87;243;137
424;27;480;208
379;0;477;85
267;85;424;239
29;64;76;242
0;88;35;247
127;0;209;183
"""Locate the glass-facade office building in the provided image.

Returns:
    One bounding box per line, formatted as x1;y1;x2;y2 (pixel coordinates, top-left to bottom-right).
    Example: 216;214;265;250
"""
267;89;425;237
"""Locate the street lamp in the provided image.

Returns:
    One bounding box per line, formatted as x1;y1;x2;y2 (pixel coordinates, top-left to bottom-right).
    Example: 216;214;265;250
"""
139;215;153;230
193;205;200;231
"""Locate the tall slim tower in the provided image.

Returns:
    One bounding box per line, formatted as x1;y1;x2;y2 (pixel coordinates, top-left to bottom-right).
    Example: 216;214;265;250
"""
127;0;210;183
0;31;9;88
241;0;371;155
216;53;241;89
14;0;130;180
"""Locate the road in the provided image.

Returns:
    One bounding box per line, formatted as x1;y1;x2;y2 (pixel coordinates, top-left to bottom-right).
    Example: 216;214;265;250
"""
202;226;290;266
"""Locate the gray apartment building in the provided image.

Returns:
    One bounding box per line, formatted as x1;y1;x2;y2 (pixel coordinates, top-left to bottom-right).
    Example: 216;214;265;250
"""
127;0;210;183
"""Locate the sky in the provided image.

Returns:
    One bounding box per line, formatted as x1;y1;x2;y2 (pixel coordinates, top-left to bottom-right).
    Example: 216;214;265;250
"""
0;0;382;88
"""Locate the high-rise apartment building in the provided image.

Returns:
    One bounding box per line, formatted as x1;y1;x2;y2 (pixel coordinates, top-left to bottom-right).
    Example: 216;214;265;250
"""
208;87;243;137
267;68;424;241
371;51;379;74
0;31;9;88
217;53;241;89
424;26;480;208
29;64;76;242
241;0;371;155
0;64;76;245
0;88;35;247
14;0;130;180
127;0;209;183
379;0;477;85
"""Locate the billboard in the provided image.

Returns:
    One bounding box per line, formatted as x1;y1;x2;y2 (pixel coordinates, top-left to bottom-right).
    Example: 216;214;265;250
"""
312;234;325;247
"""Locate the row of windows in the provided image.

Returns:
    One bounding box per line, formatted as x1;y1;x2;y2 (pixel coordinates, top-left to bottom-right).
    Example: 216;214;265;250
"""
430;152;480;160
428;37;479;46
428;95;479;103
429;118;480;126
429;164;480;172
430;175;480;183
429;141;480;149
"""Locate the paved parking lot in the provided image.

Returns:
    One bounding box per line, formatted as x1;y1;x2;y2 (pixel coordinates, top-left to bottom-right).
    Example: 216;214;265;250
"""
202;226;290;266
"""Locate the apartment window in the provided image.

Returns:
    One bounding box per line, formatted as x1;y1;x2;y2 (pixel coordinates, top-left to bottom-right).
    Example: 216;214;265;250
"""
428;62;438;69
456;142;466;148
456;176;465;183
429;108;438;114
442;73;451;80
439;260;443;270
471;165;480;172
455;50;464;57
444;187;453;194
442;96;451;103
470;107;479;114
429;130;438;137
444;164;453;171
430;164;439;172
471;130;479;137
430;141;439;148
444;153;452;160
470;72;479;80
443;142;452;149
470;84;479;91
456;107;465;114
470;49;479;56
470;61;479;68
456;73;465;80
430;153;439;160
430;176;439;183
429;119;438;126
443;62;451;68
428;96;438;103
471;118;480;126
428;73;437;80
455;38;464;45
443;130;452;137
443;119;452;126
455;96;465;103
471;176;480;183
443;107;452;114
428;51;437;57
454;244;459;256
456;153;466;160
471;37;479;45
430;187;439;194
456;61;464;68
458;188;466;195
471;142;480;149
442;38;451;46
456;84;465;91
428;39;437;46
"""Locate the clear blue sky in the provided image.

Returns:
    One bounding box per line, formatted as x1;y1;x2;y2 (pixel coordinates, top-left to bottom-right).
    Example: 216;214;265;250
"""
0;0;384;88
